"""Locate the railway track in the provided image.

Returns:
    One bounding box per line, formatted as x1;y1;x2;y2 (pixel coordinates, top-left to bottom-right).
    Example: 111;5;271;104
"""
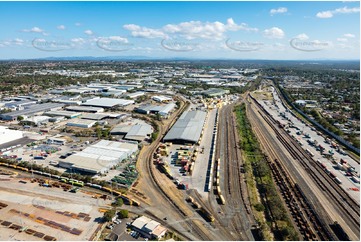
248;105;328;240
142;102;213;241
213;103;254;241
249;94;360;240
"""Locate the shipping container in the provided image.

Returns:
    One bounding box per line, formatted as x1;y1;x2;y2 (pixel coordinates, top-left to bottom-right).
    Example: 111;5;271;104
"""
351;176;360;184
219;195;225;205
199;207;215;222
186;196;194;203
216;186;221;195
192;202;201;209
306;149;314;157
335;177;342;184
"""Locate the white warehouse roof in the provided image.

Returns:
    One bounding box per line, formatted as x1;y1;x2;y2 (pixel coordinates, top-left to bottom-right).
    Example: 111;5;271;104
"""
63;140;138;174
81;98;134;108
0;126;23;145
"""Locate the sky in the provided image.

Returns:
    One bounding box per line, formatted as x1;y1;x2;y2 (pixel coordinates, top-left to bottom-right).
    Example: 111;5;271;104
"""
0;1;359;60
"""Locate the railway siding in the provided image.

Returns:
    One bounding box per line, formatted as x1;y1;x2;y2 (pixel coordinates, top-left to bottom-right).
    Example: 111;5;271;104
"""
249;93;359;241
234;103;299;241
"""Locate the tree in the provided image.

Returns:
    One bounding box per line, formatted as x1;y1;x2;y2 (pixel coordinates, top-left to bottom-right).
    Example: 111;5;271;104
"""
17;116;24;121
103;209;116;222
118;209;129;219
113;198;124;207
96;127;102;139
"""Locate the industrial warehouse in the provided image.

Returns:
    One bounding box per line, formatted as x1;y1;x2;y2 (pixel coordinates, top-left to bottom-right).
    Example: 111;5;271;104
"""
163;110;207;144
110;120;153;142
58;140;138;174
81;98;134;108
0;103;64;121
134;102;176;117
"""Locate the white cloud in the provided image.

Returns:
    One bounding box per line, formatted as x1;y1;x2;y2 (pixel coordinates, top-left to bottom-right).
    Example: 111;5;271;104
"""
123;24;167;38
107;36;128;43
75;22;82;27
316;6;360;18
334;6;360;14
163;18;257;40
263;27;285;39
124;18;257;40
295;33;309;40
344;33;355;38
71;38;85;44
84;30;94;35
270;7;288;15
337;38;348;42
57;25;65;30
97;36;129;44
22;27;44;33
13;38;24;45
316;11;333;18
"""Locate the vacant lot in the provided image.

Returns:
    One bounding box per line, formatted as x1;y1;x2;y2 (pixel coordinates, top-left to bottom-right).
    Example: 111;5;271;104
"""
0;175;109;241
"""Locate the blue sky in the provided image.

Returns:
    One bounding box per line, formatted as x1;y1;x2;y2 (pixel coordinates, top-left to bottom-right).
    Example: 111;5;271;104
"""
0;1;359;60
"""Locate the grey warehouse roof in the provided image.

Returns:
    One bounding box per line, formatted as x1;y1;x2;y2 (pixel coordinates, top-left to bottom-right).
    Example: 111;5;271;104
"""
125;124;152;142
163;110;207;143
0;103;64;120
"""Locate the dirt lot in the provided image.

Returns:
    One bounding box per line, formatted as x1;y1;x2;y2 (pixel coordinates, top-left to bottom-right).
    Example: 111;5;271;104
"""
0;175;109;241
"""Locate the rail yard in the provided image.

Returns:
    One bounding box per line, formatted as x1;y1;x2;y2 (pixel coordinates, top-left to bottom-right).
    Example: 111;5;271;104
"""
0;60;359;241
246;86;360;241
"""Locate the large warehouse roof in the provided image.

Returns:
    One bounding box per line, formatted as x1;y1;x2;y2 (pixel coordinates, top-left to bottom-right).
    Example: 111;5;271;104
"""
0;103;64;120
0;126;23;145
163;110;207;144
62;140;138;174
65;106;104;113
125;124;153;142
81;98;134;108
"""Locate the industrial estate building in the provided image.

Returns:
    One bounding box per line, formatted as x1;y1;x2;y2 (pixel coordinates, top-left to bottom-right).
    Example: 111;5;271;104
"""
130;216;167;239
135;103;176;117
44;110;81;119
111;121;153;142
81;98;134;108
81;113;110;120
127;91;145;99
163;110;207;144
66;119;97;128
152;95;172;103
21;116;50;126
0;126;23;146
124;124;153;142
58;140;138;174
65;106;104;113
0;103;64;121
